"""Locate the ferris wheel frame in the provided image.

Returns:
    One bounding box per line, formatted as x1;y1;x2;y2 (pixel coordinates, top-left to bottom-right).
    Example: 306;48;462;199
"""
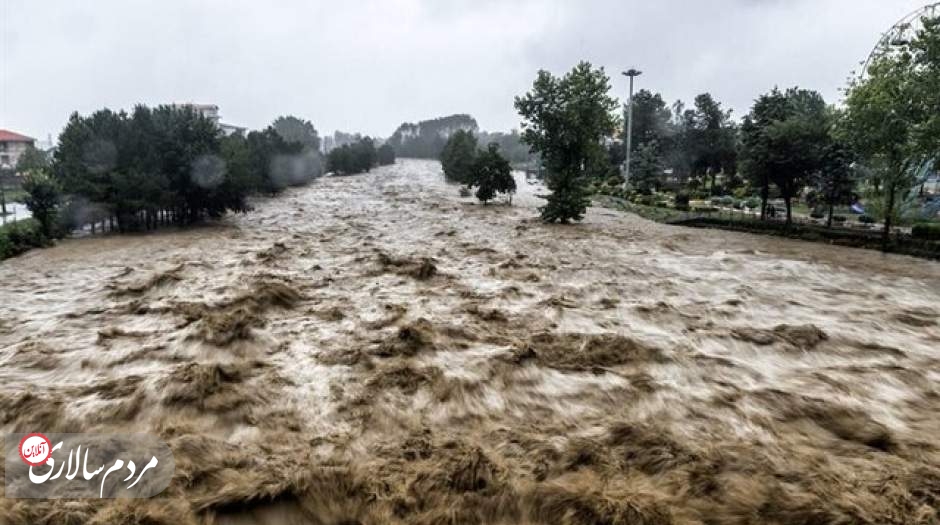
862;2;940;75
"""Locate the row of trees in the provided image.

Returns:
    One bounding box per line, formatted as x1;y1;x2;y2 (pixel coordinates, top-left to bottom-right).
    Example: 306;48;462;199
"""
440;130;516;204
619;91;738;196
388;114;537;165
326;137;396;175
23;109;327;236
388;114;479;159
514;13;940;244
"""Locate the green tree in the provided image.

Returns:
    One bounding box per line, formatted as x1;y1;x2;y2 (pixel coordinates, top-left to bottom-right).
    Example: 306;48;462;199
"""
670;93;738;194
815;140;857;227
388;114;478;159
475;129;534;165
21;170;61;238
740;88;829;224
841;16;938;247
630;141;664;194
271;116;321;151
469;143;516;204
327;137;377;175
440;130;478;184
377;144;396;166
52;105;250;232
16;146;50;174
515;61;619;222
626;90;672;154
271;116;323;184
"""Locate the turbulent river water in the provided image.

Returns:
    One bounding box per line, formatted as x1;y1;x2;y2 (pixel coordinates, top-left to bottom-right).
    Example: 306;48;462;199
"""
1;159;939;524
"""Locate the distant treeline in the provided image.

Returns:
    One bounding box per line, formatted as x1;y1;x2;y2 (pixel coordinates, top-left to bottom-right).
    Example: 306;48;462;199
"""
387;113;536;165
387;114;478;159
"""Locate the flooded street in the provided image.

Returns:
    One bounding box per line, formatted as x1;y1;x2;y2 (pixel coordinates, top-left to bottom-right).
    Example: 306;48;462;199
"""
2;158;939;524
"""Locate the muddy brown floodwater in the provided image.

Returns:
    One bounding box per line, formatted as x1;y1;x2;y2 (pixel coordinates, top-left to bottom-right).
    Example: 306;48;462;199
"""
1;159;939;524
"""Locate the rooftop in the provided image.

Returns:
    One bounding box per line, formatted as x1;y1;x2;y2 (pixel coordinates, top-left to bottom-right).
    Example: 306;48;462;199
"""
0;129;36;143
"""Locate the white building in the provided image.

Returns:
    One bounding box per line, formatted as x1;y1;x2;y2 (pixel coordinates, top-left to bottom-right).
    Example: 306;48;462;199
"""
172;103;245;136
0;129;36;170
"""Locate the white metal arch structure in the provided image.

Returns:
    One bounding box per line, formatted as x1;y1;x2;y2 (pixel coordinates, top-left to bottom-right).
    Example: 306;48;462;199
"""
862;2;940;76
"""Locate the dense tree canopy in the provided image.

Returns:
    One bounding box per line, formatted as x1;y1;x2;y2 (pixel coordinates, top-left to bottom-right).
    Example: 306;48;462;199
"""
51;106;325;233
515;61;619;223
630;141;665;194
388;114;478;159
377;144;396;166
841;14;940;245
440;130;478;185
53;105;243;231
327;137;378;175
627;90;673;153
271;116;321;152
740;88;830;224
682;93;738;192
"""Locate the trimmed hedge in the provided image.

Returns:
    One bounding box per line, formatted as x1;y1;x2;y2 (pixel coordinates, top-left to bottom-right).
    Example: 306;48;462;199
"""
913;223;940;241
674;216;940;260
0;219;50;260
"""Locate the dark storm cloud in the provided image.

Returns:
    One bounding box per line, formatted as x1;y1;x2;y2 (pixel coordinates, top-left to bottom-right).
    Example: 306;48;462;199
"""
0;0;929;141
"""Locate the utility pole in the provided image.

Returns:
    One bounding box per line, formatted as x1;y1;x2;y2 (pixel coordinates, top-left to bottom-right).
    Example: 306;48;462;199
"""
622;69;642;184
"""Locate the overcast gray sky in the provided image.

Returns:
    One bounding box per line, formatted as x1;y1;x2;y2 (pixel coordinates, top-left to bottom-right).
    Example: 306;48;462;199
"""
0;0;930;141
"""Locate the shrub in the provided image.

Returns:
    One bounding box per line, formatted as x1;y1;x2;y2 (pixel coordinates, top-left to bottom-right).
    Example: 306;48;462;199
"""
21;170;61;238
912;223;940;240
328;138;378;175
377;144;396;166
467;143;516;204
719;195;735;206
744;198;761;210
858;214;876;224
458;187;472;198
732;200;745;210
709;196;722;205
692;206;719;213
674;193;690;208
0;219;49;260
810;208;826;219
832;215;847;223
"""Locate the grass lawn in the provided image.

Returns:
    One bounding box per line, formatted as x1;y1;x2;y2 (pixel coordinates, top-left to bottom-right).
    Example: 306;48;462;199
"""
1;187;27;202
593;195;687;223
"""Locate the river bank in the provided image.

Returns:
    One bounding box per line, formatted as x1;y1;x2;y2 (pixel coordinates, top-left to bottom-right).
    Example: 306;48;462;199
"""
1;159;938;524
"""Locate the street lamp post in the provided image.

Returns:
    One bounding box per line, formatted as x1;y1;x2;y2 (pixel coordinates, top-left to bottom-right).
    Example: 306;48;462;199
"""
622;69;642;184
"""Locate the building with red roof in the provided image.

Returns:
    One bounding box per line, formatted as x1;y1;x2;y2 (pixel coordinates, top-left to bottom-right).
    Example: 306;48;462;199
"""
0;129;36;171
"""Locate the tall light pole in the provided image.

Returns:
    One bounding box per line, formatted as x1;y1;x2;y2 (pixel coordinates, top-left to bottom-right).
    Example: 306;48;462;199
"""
622;69;642;184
